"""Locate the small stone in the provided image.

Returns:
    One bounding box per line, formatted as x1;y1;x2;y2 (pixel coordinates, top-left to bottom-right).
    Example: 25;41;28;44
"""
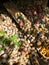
0;50;4;56
27;55;29;58
39;28;43;32
31;39;34;42
0;45;2;47
33;29;37;34
3;54;7;58
28;40;30;43
34;11;37;15
37;41;41;46
19;21;24;27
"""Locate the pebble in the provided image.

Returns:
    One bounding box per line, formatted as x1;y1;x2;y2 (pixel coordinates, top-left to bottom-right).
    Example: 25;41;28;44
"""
2;54;7;58
37;41;41;46
0;50;4;56
20;21;24;27
27;40;30;43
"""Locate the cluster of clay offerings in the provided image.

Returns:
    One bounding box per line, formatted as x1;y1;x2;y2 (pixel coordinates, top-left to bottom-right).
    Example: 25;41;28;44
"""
0;14;34;65
15;7;49;60
15;12;31;33
16;7;49;60
33;7;49;60
0;13;20;56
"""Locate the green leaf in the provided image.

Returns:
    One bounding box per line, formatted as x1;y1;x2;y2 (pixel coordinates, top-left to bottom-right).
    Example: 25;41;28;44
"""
0;32;10;47
0;36;4;41
18;16;24;21
10;35;19;42
2;36;6;42
14;42;22;47
4;38;10;47
0;31;6;35
0;47;3;51
0;36;6;43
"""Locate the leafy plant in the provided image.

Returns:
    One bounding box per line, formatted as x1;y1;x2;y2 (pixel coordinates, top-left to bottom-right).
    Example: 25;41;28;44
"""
0;31;6;35
10;35;19;42
14;42;22;47
0;31;22;47
0;47;3;51
10;35;22;47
